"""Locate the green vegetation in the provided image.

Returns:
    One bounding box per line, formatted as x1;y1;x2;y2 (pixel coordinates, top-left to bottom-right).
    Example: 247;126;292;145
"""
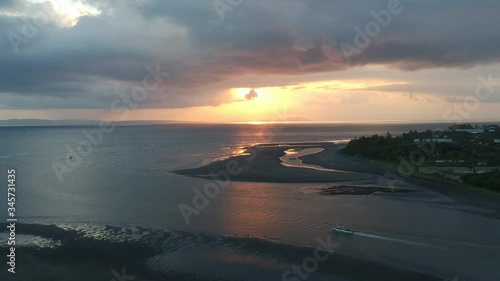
342;132;418;162
450;124;475;130
343;128;500;167
462;171;500;192
342;124;500;191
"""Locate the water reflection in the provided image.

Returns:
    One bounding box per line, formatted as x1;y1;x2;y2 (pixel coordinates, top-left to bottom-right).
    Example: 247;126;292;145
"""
280;148;348;172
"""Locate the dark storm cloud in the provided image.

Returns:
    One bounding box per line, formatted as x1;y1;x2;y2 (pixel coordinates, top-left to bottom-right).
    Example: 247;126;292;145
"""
0;0;500;110
146;0;500;69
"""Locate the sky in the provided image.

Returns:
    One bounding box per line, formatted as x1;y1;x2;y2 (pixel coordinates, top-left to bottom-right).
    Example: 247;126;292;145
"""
1;0;500;123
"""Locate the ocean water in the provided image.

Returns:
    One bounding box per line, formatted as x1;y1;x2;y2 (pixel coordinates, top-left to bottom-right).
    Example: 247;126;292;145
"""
0;123;499;281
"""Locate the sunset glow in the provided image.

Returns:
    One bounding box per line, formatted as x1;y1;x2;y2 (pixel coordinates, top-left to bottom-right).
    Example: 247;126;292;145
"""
1;0;499;123
27;0;101;26
2;1;500;280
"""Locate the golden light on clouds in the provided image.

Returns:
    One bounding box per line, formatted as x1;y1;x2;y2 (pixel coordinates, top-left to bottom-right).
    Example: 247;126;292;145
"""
58;78;420;123
220;79;413;121
294;79;410;92
230;79;409;105
234;88;252;100
27;0;101;26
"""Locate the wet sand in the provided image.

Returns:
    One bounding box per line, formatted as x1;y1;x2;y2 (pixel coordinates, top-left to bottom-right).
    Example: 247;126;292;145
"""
172;142;376;183
0;223;445;281
280;147;346;172
173;141;500;217
300;144;500;218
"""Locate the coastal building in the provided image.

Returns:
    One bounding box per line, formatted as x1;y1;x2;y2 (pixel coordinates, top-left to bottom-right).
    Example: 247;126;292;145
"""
452;167;475;174
419;168;465;182
434;160;465;164
473;167;498;174
485;125;500;132
444;174;463;182
419;167;442;175
419;167;472;174
454;128;484;134
414;139;453;143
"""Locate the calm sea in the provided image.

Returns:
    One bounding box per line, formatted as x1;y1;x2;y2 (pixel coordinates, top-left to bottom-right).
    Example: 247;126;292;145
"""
0;123;499;281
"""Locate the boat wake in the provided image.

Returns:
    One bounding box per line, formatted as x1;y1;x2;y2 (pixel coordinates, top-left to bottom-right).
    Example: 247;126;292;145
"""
0;222;445;281
333;227;443;250
352;232;443;249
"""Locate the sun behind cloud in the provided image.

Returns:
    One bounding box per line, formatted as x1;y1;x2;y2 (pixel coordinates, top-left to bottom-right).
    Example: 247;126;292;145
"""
234;88;252;100
27;0;101;26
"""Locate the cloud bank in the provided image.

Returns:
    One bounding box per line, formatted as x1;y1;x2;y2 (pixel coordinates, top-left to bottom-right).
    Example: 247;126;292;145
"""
1;0;500;110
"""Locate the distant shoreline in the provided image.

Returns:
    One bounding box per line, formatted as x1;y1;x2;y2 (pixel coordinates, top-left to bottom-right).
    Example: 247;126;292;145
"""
2;120;500;128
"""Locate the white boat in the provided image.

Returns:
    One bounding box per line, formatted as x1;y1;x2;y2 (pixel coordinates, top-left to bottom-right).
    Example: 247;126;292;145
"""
332;226;356;234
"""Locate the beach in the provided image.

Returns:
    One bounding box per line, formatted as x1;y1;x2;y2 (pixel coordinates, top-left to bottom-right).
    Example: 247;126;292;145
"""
173;142;377;183
0;223;444;281
174;141;500;218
